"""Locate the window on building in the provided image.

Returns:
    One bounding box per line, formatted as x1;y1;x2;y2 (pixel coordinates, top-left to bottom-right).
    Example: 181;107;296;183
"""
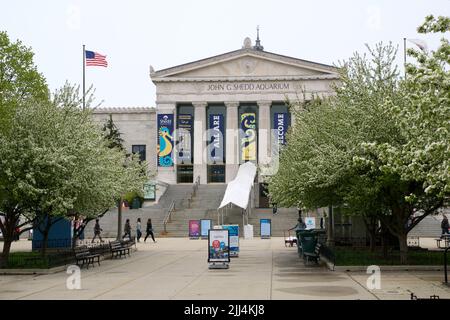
132;145;146;162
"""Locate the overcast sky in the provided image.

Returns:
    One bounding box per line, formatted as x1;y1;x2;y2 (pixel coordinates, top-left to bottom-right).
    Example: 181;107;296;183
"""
1;0;449;107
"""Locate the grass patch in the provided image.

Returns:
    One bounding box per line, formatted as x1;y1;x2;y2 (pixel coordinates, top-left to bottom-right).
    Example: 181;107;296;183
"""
333;247;445;266
3;251;75;269
4;252;50;269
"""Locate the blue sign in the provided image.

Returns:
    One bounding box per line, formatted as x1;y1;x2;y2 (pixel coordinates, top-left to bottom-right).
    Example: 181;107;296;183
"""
260;219;271;239
177;114;193;164
208;114;224;164
274;112;289;146
200;219;212;239
157;114;174;167
223;225;239;257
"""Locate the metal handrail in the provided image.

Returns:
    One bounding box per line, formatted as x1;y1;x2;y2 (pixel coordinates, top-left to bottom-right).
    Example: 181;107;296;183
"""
163;176;200;233
187;176;200;208
163;201;175;233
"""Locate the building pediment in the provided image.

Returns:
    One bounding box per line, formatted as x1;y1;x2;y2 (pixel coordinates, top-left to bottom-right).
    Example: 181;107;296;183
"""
150;48;339;82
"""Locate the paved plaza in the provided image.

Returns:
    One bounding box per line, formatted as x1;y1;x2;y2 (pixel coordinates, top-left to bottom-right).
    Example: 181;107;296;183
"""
1;238;450;300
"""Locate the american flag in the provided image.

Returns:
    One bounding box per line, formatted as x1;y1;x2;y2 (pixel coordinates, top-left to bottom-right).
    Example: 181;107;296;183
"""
85;50;108;67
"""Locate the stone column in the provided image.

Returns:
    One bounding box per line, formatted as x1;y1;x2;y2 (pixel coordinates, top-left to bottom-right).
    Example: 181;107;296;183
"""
225;101;239;183
193;102;207;184
257;101;271;168
256;101;271;208
156;103;176;185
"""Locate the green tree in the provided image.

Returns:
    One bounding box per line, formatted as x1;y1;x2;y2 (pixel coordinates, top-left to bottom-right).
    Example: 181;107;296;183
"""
102;114;125;150
0;83;148;266
269;38;444;264
0;31;48;132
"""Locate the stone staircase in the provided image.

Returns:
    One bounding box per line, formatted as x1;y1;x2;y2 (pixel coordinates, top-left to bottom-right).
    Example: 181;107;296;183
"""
83;184;197;239
82;182;301;239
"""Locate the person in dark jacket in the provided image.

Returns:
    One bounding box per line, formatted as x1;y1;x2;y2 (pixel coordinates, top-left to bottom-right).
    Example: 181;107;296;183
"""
136;218;142;242
92;219;103;243
144;218;156;243
123;219;131;240
441;215;450;237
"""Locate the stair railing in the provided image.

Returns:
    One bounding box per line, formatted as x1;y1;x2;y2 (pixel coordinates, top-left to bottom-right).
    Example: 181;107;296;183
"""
187;176;201;208
163;200;175;234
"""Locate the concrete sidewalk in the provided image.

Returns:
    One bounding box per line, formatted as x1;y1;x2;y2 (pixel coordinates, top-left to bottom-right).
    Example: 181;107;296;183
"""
1;238;450;300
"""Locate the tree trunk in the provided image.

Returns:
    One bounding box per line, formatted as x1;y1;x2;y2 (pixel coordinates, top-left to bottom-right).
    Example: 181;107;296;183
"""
398;232;408;265
1;237;13;268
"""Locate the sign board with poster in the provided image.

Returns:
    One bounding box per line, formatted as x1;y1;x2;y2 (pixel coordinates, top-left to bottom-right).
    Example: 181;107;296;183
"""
208;229;230;269
260;219;271;239
200;219;212;239
189;220;200;239
305;217;316;230
222;225;239;257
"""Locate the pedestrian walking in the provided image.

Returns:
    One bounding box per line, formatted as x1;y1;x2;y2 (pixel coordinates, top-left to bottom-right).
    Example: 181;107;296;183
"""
92;218;103;243
123;219;131;240
136;218;142;242
272;203;278;215
144;218;156;243
441;214;449;237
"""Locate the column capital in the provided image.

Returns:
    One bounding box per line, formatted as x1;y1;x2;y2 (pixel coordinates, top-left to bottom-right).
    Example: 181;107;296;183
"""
224;101;239;108
192;101;208;108
257;100;272;108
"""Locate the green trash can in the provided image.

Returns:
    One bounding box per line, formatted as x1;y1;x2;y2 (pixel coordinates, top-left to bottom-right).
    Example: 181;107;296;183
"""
131;197;141;209
296;229;318;258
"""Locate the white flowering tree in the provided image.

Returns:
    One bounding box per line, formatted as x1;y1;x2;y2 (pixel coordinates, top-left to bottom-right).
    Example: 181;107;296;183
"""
0;83;148;266
366;15;449;198
268;24;447;264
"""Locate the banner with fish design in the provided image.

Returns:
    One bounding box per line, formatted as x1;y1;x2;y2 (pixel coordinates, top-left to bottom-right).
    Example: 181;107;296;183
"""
240;112;257;162
157;114;174;167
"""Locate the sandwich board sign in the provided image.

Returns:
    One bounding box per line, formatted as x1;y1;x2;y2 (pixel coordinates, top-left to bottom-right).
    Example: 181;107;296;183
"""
208;229;230;269
260;219;271;239
200;219;212;239
223;224;239;257
189;220;200;239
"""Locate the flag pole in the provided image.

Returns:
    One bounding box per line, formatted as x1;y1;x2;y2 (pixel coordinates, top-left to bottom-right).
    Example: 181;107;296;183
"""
82;44;86;110
403;38;407;79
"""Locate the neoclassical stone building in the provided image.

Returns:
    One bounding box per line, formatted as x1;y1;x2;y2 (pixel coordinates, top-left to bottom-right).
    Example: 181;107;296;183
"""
93;36;339;207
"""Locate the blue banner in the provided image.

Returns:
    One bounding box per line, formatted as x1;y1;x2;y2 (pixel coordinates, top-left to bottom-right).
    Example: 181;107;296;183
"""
208;114;225;163
240;113;257;161
274;112;288;145
157;114;174;167
177;114;193;164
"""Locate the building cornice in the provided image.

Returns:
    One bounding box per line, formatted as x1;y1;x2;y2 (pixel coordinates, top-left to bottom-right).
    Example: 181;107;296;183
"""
151;74;339;83
92;107;156;114
150;48;339;80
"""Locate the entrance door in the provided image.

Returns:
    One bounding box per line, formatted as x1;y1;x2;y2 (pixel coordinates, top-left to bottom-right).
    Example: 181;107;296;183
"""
259;183;270;208
177;165;193;183
208;165;225;183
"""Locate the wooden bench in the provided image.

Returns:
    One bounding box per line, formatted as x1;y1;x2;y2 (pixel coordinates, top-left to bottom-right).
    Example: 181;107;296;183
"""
110;240;130;259
303;243;322;265
74;246;100;269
